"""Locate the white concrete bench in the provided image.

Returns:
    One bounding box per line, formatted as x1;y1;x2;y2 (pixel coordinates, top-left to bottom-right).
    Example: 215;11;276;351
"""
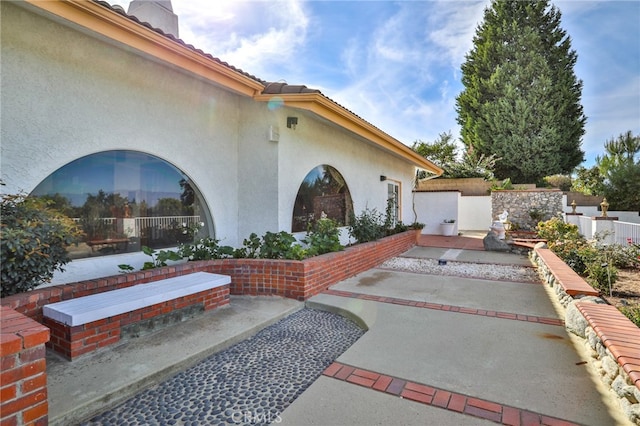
43;272;231;359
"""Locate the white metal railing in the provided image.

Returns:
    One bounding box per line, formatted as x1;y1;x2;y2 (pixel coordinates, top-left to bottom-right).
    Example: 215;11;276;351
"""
72;217;117;225
578;215;592;239
73;216;201;240
614;221;640;245
134;216;201;240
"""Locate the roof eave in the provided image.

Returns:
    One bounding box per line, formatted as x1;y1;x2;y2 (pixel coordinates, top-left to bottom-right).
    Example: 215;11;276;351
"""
22;0;265;97
254;92;443;176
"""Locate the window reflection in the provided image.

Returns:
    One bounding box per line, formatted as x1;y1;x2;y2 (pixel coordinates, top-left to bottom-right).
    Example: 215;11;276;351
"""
30;151;211;258
292;165;353;232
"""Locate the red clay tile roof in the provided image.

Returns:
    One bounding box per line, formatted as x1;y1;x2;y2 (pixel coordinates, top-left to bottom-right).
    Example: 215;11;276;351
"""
262;82;321;95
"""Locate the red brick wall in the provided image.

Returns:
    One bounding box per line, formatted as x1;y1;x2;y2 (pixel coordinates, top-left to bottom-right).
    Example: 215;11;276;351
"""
43;285;229;360
2;230;416;319
0;231;415;423
0;306;49;426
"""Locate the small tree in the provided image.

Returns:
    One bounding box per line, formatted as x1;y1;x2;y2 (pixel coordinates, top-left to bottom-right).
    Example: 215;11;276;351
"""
1;193;83;297
597;131;640;211
411;132;458;170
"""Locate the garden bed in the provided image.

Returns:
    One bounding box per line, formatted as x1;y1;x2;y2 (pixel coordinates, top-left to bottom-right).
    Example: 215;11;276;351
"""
602;267;640;312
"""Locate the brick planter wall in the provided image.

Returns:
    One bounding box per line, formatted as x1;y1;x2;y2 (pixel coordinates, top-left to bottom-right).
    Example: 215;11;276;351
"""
1;230;417;321
0;230;415;423
0;306;49;426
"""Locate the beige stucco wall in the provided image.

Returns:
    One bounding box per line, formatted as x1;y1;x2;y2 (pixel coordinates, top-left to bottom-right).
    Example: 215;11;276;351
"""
1;1;422;258
1;2;242;243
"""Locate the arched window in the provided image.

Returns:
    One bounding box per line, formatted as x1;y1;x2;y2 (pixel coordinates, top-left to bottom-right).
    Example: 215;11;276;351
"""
30;150;212;259
292;165;353;232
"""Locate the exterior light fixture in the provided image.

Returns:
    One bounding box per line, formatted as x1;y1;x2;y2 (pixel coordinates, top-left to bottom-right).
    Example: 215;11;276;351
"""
286;117;298;129
380;175;387;182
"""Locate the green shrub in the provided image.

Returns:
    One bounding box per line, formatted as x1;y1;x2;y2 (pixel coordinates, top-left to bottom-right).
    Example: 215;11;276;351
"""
259;231;305;260
233;233;261;258
178;237;234;261
585;261;618;294
304;218;343;256
234;231;307;260
1;194;83;297
536;215;582;244
606;243;640;269
348;207;386;243
140;246;182;270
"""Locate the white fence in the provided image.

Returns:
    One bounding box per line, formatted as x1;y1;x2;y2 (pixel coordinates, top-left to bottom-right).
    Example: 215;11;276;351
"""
613;221;640;245
578;215;593;241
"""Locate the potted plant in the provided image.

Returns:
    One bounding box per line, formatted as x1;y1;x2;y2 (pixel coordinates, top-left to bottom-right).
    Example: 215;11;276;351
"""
409;222;425;241
440;219;456;236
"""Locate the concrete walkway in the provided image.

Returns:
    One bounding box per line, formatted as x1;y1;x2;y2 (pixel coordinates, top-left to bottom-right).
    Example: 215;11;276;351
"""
46;235;631;425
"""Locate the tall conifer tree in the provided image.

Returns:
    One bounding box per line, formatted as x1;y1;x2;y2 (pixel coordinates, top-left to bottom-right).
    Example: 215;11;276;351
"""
456;0;586;183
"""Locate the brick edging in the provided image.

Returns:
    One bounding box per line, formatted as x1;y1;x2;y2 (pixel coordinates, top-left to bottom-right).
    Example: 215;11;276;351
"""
323;361;579;425
322;289;563;326
575;302;640;390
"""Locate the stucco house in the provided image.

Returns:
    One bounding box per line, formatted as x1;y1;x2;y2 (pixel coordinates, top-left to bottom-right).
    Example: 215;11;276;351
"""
1;0;441;282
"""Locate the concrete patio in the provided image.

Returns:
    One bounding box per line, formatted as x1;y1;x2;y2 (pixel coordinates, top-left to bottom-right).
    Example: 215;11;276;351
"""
46;235;632;425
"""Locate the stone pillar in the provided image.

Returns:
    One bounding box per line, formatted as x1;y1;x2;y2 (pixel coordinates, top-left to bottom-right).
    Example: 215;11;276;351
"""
565;212;582;228
591;216;618;244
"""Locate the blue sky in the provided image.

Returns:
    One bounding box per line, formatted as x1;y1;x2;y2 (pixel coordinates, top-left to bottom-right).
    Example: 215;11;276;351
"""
110;0;639;168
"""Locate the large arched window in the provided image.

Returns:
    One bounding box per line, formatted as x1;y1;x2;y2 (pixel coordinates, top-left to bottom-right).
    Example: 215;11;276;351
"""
30;150;212;259
292;165;353;232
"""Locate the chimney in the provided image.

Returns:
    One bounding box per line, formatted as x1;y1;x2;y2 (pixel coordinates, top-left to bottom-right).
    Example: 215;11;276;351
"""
127;1;179;37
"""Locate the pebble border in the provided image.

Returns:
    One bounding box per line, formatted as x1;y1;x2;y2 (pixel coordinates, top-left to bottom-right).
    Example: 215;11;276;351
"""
323;361;579;426
81;308;365;426
323;288;564;326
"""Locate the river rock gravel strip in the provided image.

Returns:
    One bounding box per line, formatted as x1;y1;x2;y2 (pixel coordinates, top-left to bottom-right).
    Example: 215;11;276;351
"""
82;308;364;426
381;256;540;283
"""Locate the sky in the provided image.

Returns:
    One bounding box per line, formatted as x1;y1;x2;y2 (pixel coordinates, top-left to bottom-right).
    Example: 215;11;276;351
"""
109;0;639;168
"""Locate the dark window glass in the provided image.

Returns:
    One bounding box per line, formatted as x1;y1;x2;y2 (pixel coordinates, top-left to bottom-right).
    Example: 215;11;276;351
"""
292;165;353;232
30;151;211;259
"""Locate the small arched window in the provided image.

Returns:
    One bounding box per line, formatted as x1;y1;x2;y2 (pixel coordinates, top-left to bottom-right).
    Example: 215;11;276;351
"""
30;150;212;259
292;165;353;232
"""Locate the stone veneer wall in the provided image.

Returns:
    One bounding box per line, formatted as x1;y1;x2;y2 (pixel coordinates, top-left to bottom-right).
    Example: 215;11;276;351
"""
492;189;563;230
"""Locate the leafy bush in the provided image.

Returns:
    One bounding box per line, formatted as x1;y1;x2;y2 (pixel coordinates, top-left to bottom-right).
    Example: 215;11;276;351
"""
543;174;572;191
1;194;83;296
304;218;343;256
140;246;182;270
585;261;618;294
348;207;386;243
536;215;582;244
233;231;306;260
536;216;624;292
259;231;306;260
178;237;234;261
607;242;640;269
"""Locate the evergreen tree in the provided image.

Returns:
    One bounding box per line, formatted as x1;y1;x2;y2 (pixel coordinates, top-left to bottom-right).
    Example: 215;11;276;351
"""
597;131;640;211
456;0;585;183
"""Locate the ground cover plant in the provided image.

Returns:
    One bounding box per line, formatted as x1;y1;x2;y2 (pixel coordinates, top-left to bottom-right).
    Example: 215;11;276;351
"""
537;216;640;326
